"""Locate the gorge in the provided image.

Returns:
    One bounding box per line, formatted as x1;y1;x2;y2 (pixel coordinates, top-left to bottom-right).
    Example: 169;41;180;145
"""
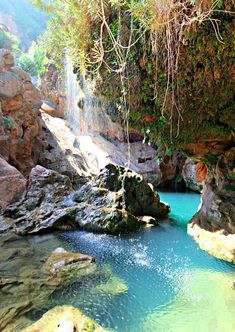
0;0;234;331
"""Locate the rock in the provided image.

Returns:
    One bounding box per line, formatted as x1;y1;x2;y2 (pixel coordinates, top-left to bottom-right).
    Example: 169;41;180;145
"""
75;205;141;234
0;234;97;331
73;164;169;233
188;223;235;263
0;49;42;174
0;157;26;209
22;306;108;332
196;162;207;183
1;163;169;235
158;150;187;191
137;216;157;226
97;164;169;218
95;274;128;295
45;247;94;275
26;165;73;204
33;111;89;187
0;49;14;71
188;147;235;263
182;158;204;192
39;63;66;117
0;301;32;331
41;101;64;118
2;165;76;234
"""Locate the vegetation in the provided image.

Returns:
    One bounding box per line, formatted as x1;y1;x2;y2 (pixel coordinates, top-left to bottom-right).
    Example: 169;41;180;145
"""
0;0;48;48
32;0;234;150
16;41;48;76
0;27;20;51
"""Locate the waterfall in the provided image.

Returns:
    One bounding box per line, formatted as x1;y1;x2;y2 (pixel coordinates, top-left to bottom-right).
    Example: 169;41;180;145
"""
65;56;124;140
65;56;82;135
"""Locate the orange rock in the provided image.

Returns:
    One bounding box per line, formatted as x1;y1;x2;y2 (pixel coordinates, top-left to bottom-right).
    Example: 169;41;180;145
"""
196;162;207;183
144;115;156;123
0;49;42;174
1;95;23;113
107;130;116;138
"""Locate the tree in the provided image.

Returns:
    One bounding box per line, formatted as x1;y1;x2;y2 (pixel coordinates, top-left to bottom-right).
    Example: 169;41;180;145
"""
17;41;48;76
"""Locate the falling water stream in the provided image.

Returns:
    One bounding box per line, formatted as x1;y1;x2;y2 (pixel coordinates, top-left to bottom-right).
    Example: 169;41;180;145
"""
61;60;235;331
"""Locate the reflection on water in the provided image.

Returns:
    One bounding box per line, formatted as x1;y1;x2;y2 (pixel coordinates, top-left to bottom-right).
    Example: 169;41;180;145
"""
51;192;235;332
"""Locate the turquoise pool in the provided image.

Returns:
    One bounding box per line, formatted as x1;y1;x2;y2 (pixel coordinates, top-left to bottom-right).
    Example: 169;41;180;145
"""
46;192;235;332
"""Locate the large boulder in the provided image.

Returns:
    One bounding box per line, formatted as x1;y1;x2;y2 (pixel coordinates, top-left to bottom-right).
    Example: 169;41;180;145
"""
0;49;41;174
2;164;169;235
73;164;170;233
0;157;26;210
2;165;75;234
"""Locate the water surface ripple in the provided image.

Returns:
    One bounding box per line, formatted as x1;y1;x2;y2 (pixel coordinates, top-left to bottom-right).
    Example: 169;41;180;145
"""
50;192;235;332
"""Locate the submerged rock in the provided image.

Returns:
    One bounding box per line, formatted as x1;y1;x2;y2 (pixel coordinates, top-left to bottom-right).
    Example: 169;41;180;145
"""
0;234;96;331
45;247;95;275
94;274;128;296
22;306;108;332
144;269;235;332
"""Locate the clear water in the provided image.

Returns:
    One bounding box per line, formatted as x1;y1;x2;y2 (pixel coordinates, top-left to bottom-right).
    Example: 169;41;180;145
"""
48;192;235;332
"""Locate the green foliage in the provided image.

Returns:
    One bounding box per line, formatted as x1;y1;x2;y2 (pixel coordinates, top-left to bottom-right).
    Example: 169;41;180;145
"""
17;41;48;76
3;116;15;129
203;153;219;167
0;28;20;51
0;0;48;48
32;0;234;150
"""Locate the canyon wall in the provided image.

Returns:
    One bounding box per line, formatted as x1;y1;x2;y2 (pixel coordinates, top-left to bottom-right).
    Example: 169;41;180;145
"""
0;49;41;174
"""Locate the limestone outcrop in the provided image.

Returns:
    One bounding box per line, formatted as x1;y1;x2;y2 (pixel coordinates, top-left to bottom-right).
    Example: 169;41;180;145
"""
2;164;169;235
188;146;235;263
0;49;41;174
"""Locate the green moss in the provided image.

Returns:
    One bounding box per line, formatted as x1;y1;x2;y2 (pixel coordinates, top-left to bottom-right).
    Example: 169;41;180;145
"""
203;153;219;167
225;183;235;191
3;116;15;129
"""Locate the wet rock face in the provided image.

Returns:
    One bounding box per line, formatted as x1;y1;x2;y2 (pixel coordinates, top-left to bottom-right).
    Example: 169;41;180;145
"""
1;164;169;235
188;147;235;262
0;157;26;209
0;49;41;174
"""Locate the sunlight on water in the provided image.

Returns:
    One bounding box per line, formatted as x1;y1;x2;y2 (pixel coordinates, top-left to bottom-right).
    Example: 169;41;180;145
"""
50;192;235;332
